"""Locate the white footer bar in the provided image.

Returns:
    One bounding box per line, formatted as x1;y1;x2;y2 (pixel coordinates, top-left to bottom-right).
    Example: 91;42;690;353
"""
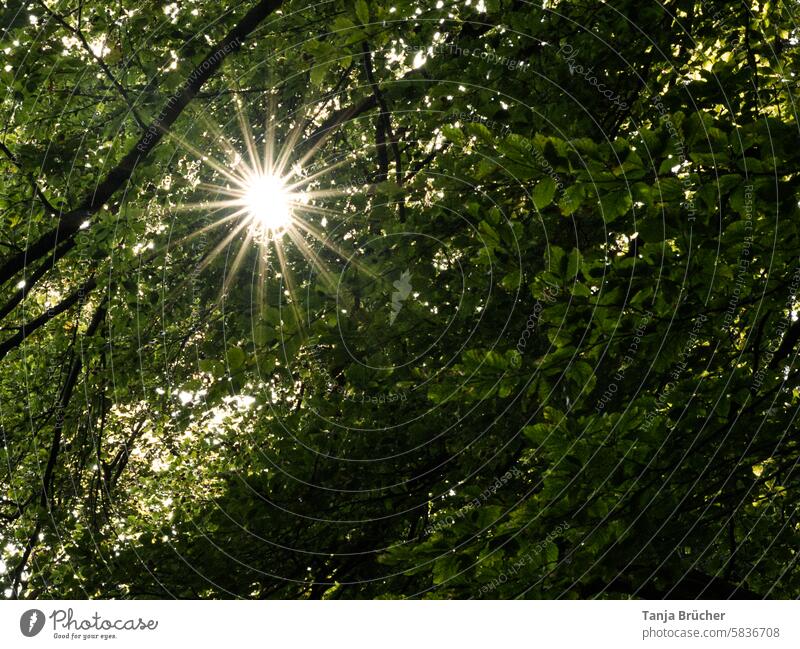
1;600;796;648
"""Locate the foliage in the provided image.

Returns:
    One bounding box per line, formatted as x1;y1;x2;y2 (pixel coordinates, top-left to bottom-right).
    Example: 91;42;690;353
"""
1;0;800;599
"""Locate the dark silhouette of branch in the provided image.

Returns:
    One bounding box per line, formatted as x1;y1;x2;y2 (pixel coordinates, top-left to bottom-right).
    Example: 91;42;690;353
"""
0;0;284;290
362;44;407;220
40;301;107;507
9;301;106;598
301;95;379;154
0;139;59;215
0;275;97;361
769;320;800;370
0;238;76;323
35;0;147;130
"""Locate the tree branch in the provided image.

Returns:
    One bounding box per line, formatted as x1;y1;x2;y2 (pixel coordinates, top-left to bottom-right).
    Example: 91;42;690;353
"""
0;140;59;216
0;238;76;323
0;274;97;362
0;0;284;290
35;0;147;130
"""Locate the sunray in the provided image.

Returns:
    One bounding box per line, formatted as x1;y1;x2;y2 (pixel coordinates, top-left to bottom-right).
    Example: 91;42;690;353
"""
255;240;272;315
190;109;248;170
222;226;256;298
291;106;365;173
196;217;252;274
263;95;278;178
153;212;241;257
273;239;305;339
284;157;363;192
172;197;242;213
274;113;311;179
297;186;373;202
165;129;245;186
135;209;243;304
234;95;264;177
290;218;380;282
151;217;249;316
284;228;340;294
171;90;395;336
294;201;354;219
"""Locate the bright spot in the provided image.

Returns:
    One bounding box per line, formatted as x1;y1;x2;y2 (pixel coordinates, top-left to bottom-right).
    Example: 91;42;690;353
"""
243;174;293;235
151;459;169;473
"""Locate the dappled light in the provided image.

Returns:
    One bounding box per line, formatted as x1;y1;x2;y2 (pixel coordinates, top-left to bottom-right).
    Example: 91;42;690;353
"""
1;1;800;626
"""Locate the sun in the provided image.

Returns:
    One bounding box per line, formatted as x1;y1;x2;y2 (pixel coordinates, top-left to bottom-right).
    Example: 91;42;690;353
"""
242;173;293;236
172;96;372;307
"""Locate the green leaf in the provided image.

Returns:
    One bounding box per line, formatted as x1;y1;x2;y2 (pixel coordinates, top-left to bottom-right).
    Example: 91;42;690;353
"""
227;347;246;371
523;423;551;445
566;248;582;279
310;62;328;87
599;191;633;222
545;244;565;275
441;124;464;144
501;270;521;291
533;177;557;210
559;184;584;216
355;0;369;24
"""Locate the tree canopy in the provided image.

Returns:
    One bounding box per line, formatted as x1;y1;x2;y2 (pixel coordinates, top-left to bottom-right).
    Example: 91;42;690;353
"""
1;0;800;599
